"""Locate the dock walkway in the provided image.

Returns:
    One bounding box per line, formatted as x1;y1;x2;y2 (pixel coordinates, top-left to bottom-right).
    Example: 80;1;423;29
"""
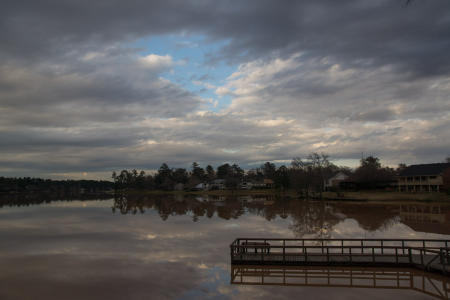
230;238;450;275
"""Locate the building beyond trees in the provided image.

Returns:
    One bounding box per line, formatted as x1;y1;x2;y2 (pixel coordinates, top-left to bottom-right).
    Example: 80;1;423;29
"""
397;163;450;192
110;155;450;195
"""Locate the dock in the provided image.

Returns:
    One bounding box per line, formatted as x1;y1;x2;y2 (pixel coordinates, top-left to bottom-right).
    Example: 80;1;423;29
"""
230;238;450;275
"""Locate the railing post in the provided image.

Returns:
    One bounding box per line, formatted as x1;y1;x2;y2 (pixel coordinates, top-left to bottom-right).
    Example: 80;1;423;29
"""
408;248;412;265
349;247;352;263
240;244;243;261
420;249;424;267
445;248;449;275
341;240;344;254
283;240;285;263
372;247;375;263
445;248;449;265
402;240;405;255
327;247;329;263
381;240;384;255
395;247;398;264
361;240;363;254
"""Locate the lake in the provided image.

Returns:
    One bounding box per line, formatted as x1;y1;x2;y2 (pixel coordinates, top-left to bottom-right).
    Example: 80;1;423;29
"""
0;194;449;299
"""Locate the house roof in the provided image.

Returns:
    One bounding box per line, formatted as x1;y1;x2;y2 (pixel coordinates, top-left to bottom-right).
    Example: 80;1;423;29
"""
399;163;450;176
326;171;349;180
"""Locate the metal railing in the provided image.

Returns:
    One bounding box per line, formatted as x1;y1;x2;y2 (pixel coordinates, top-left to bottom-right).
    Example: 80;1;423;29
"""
230;238;450;274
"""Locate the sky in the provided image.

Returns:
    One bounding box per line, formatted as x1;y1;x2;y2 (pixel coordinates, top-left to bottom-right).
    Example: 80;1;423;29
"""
1;0;449;179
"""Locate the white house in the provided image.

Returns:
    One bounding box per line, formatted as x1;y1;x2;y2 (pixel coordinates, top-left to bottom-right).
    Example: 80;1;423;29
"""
324;172;349;190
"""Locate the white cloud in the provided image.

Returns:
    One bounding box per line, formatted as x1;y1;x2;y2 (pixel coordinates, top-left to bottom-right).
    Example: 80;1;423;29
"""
215;86;231;97
139;54;174;70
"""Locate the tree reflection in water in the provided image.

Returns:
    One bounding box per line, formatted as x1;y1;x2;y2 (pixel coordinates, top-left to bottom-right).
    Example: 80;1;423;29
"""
110;193;410;237
1;192;450;236
0;191;112;208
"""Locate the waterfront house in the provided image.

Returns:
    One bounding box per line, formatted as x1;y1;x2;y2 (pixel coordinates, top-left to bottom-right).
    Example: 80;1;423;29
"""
324;172;349;190
263;179;274;188
193;183;208;191
397;163;450;192
210;179;225;190
240;181;253;190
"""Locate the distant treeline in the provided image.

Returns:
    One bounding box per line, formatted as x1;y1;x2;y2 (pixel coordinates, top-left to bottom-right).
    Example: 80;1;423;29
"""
0;177;114;194
112;153;398;194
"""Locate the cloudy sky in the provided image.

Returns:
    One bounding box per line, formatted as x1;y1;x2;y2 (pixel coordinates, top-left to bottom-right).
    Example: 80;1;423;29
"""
1;0;449;179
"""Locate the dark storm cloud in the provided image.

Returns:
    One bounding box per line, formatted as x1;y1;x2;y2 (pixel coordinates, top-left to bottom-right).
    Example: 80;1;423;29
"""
1;1;450;77
0;127;145;149
350;108;397;122
0;0;449;177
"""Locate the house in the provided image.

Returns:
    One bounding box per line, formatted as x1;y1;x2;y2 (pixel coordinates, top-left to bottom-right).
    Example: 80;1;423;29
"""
263;179;274;188
210;179;225;190
193;183;208;190
240;181;253;190
397;163;450;192
251;179;275;189
324;172;349;190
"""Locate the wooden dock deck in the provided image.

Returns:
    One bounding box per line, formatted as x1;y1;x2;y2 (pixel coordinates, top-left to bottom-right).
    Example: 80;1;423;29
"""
230;238;450;275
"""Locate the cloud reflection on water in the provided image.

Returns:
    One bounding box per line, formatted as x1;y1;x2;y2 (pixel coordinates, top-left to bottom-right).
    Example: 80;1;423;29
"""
0;194;449;299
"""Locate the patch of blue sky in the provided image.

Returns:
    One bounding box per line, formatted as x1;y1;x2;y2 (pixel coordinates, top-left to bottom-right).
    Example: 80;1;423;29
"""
131;34;236;112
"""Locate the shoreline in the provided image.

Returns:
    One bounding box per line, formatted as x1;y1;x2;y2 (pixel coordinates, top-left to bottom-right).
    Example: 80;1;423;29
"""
119;189;450;202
